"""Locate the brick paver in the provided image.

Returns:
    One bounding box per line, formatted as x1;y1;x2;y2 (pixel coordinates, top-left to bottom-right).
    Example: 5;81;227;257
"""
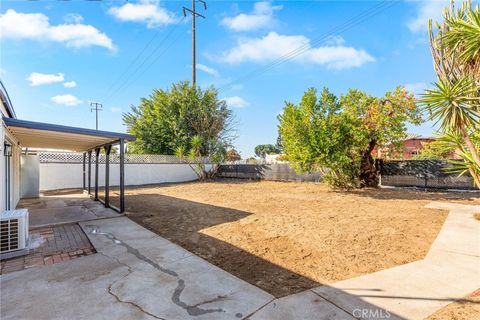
0;223;95;274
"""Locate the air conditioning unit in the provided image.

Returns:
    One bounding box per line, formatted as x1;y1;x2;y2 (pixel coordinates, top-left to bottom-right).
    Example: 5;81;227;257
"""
0;209;29;253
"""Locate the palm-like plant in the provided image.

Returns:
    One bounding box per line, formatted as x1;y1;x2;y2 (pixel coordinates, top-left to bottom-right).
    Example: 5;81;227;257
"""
441;131;480;187
423;0;480;187
441;2;480;82
429;1;480;83
422;77;480;175
422;76;479;131
175;135;226;180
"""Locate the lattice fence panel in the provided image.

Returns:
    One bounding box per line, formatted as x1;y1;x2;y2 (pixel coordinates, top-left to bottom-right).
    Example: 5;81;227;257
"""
39;152;84;163
38;152;209;164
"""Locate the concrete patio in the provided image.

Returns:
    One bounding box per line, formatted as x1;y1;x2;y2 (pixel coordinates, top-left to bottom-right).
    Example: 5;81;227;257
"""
1;201;479;319
18;192;118;228
1;217;275;320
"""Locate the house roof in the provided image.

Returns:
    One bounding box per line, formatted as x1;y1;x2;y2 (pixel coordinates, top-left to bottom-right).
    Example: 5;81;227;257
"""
3;117;135;152
0;81;16;118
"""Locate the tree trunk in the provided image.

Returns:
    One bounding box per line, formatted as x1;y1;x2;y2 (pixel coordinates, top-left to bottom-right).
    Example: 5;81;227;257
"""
471;170;480;189
463;133;480;188
359;139;379;188
464;133;480;169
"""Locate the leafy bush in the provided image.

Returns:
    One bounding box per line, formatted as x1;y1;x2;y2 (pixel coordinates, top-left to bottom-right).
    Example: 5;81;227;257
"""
278;87;421;189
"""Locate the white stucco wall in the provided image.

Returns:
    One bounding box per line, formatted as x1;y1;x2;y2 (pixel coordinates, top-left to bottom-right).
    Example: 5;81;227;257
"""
39;163;211;191
0;122;7;211
0;120;21;211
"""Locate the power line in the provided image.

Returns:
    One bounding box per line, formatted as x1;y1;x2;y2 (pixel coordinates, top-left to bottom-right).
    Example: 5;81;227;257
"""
113;23;187;96
103;27;165;98
101;2;185;102
102;16;186;103
220;1;397;91
218;0;400;92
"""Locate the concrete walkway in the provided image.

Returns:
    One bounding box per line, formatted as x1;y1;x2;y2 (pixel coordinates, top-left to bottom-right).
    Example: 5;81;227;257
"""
1;202;478;319
251;202;479;320
1;217;274;320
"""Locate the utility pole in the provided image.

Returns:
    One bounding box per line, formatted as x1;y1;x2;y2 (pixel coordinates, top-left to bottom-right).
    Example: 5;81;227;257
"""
183;0;207;86
90;102;102;131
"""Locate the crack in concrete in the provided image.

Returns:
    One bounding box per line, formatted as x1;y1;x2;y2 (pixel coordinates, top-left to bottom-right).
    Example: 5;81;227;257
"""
86;225;225;317
87;225;177;277
99;251;166;320
172;279;225;316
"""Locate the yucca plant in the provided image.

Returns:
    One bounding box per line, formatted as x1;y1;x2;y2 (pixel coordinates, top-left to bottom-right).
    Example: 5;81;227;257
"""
441;1;480;83
440;131;480;187
422;76;479;130
175;135;226;180
423;0;480;188
429;1;480;83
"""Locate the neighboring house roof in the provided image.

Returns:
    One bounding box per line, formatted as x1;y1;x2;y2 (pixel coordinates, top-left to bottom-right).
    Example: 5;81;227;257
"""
0;80;16;118
405;133;421;140
404;133;436;141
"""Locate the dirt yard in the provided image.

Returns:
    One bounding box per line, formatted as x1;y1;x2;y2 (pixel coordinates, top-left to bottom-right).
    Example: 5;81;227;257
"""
121;181;478;297
427;289;480;320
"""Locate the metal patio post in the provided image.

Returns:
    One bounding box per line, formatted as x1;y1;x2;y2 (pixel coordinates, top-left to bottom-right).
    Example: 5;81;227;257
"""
94;148;100;201
119;139;125;213
104;145;111;208
82;152;86;192
87;150;92;195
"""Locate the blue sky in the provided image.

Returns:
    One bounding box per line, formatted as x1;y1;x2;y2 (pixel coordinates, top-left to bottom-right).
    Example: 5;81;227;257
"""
0;0;453;157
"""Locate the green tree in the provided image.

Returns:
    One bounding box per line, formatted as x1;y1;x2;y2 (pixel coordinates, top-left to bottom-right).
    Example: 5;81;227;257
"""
123;81;234;155
421;1;480;187
254;144;280;158
278;86;421;189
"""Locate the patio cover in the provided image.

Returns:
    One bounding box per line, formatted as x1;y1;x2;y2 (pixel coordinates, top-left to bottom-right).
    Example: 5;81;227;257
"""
3;117;136;213
2;117;135;151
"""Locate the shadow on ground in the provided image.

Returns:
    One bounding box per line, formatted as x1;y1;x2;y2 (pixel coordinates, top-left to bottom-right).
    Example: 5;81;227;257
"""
340;187;480;203
123;193;319;298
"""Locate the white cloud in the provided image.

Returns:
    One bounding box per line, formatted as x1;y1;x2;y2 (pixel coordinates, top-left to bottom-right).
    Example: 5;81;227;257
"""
305;46;374;70
223;96;249;108
63;81;77;88
108;0;176;28
111;107;122;113
404;82;429;95
196;64;219;77
219;32;374;70
407;0;448;33
63;13;84;24
0;9;115;51
51;94;82;106
325;35;345;46
0;68;6;76
221;1;283;32
27;72;64;86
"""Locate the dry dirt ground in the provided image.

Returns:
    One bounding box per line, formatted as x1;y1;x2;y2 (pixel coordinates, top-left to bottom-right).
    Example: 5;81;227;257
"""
426;289;480;320
118;181;479;297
